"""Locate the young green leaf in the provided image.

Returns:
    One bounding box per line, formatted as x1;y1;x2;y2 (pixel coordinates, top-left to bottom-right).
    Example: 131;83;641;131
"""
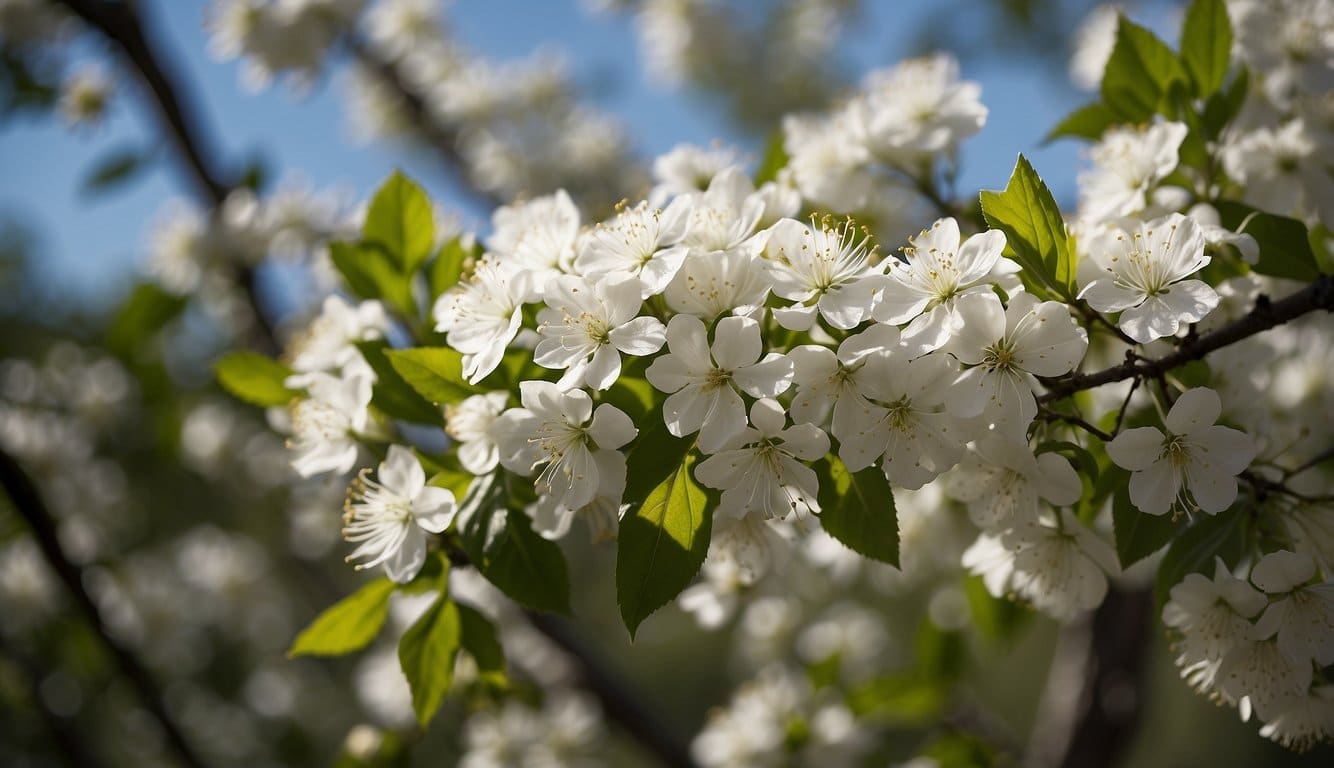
1044;102;1120;143
364;171;435;274
458;502;572;614
979;154;1078;299
1180;0;1233;98
1108;467;1180;568
1101;16;1187;121
457;602;505;678
617;452;712;638
329;241;416;317
105;282;189;356
288;578;397;658
82;145;155;196
815;455;899;566
1240;212;1322;281
622;421;696;508
397;590;461;727
428;236;473;301
354;341;444;425
385;347;479;404
215;351;298;407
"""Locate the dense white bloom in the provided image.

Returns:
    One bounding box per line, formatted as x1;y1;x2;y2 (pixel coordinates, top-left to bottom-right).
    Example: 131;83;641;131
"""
1079;213;1219;343
1003;512;1120;619
343;445;456;583
837;350;962;489
531;448;626;541
1229;0;1334;107
644;315;794;453
487;190;581;286
460;690;606;768
433;260;538;384
761;217;881;331
1163;557;1267;694
1077;122;1188;223
58;65;113;127
492;381;636;510
287;359;374;478
665;247;772;319
364;0;445;60
789;324;933;443
1069;4;1120;91
650;143;739;202
945;292;1088;439
1251;550;1334;666
574;198;692;297
534;272;666;390
1222;120;1334;226
287;295;387;373
852;53;987;160
1258;685;1334;751
1217;637;1313;721
782;111;873;213
945;434;1083;529
873;218;1014;350
1186;203;1259;265
679;167;767;255
207;0;363;91
695;399;829;520
1107;387;1255;516
444;392;508;475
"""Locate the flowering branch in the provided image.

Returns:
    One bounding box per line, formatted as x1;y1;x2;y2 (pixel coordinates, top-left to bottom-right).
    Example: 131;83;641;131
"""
54;0;279;351
1039;274;1334;404
0;447;208;768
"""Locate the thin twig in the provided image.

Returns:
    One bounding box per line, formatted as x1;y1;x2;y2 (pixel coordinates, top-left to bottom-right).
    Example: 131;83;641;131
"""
55;0;278;353
1040;275;1334;404
1111;377;1140;435
1283;445;1334;480
1037;406;1114;442
0;448;208;768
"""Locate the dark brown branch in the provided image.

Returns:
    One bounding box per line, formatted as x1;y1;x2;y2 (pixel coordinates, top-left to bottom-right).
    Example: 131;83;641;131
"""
0;448;208;768
1028;588;1153;768
1040;275;1334;404
342;34;502;211
55;0;278;353
525;612;701;768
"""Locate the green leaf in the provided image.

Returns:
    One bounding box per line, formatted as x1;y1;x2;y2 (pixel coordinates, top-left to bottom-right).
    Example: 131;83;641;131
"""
617;452;712;638
214;351;298;407
329;241;416;317
979;154;1078;299
1180;0;1233;98
1045;102;1120;143
428;236;473;301
105;282;189;356
397;591;461;727
600;369;657;423
754;129;790;185
1240;212;1321;281
288;578;397;658
82;146;155;196
1101;16;1187;121
622;421;696;508
355;341;444;425
1108;467;1180;567
364;171;435;274
459;502;572;614
847;673;945;724
385;347;479;405
1154;504;1248;611
457;603;505;679
815;455;899;566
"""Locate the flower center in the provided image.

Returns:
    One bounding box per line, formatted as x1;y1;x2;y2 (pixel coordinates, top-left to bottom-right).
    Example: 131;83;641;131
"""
983;341;1017;373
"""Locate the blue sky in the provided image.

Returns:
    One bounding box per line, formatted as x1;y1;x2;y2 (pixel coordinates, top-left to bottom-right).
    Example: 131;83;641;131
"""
0;0;1102;311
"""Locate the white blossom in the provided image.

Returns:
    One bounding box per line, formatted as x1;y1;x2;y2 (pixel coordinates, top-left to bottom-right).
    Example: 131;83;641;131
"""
1163;557;1268;694
761;217;881;331
1077;121;1188;223
433;260;538;384
851;53;987;160
287;295;388;373
491;381;636;510
644;314;794;453
444;392;509;475
1107;387;1256;516
343;445;456;583
695;399;830;520
1002;511;1120;619
945;434;1083;530
287;359;374;478
1079;213;1219;344
1251;550;1334;667
574;198;693;298
534;272;666;391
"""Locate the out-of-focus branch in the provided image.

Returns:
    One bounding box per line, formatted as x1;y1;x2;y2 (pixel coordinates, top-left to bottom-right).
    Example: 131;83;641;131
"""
1028;588;1153;768
0;448;208;768
54;0;278;352
0;632;110;768
1040;274;1334;404
341;33;502;211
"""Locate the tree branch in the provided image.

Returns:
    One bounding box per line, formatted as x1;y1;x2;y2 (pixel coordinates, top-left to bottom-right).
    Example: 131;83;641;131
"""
1040;274;1334;404
55;0;278;352
341;33;502;211
0;448;208;768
